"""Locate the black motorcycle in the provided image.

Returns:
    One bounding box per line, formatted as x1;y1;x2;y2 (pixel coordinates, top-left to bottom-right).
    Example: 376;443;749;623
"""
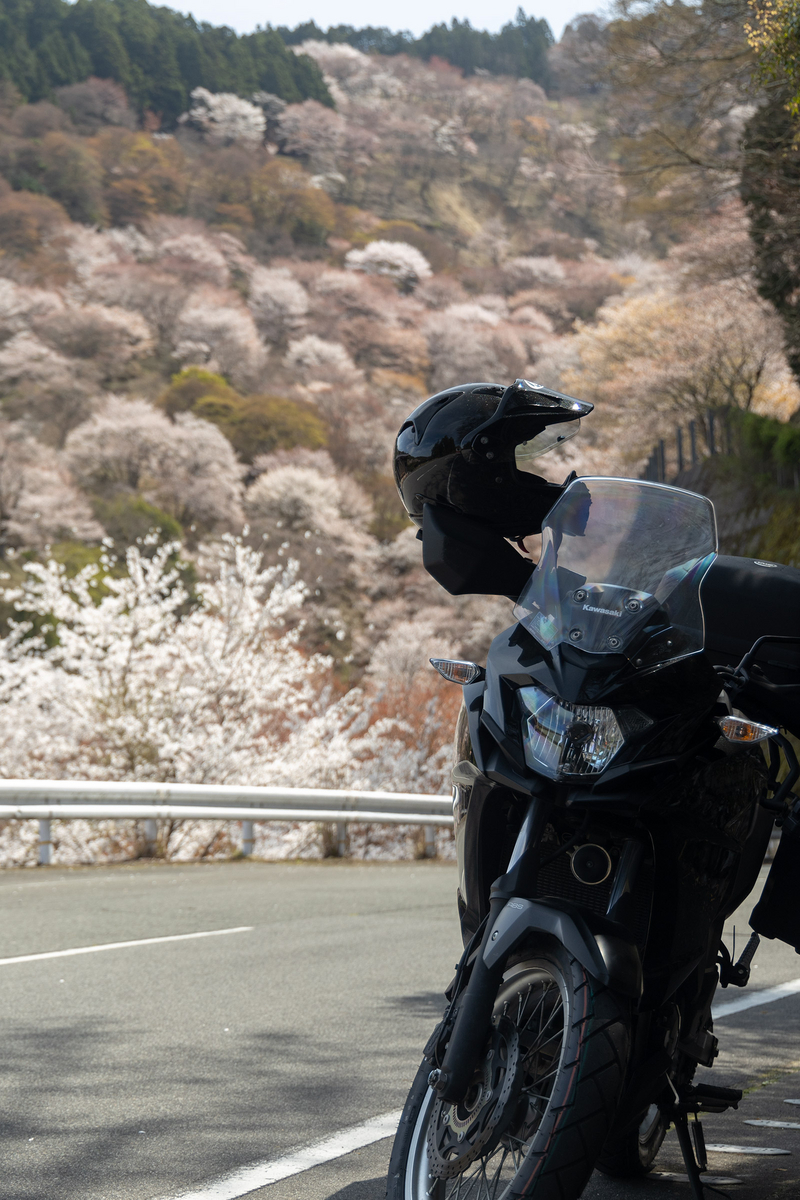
387;473;800;1200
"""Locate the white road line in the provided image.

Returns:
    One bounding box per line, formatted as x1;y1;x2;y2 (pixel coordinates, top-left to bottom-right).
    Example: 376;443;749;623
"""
706;1144;791;1155
651;1173;744;1185
713;977;800;1019
159;1109;403;1200
0;926;253;966
746;1119;800;1129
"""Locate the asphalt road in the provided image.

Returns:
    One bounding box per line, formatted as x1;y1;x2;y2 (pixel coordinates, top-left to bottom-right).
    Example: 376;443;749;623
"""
2;859;800;1200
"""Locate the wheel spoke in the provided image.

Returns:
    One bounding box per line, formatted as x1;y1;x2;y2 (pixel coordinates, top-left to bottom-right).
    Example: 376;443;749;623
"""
486;1147;509;1196
529;1063;560;1087
526;997;563;1048
519;985;550;1036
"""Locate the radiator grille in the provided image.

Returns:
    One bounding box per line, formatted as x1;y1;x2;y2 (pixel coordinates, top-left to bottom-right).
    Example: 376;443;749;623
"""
535;853;652;948
536;855;613;916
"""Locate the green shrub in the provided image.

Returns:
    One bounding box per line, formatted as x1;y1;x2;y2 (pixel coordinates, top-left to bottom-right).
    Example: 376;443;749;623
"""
752;497;800;567
158;367;239;418
193;392;328;462
734;410;800;468
92;495;182;547
774;423;800;467
360;472;412;541
160;369;327;462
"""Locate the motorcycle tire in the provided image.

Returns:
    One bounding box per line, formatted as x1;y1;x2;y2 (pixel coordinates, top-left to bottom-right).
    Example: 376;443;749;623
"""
595;1103;668;1177
597;1052;696;1178
387;940;630;1200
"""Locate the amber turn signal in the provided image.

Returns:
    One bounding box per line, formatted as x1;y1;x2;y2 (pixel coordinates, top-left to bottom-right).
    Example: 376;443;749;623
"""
718;715;778;744
430;658;484;685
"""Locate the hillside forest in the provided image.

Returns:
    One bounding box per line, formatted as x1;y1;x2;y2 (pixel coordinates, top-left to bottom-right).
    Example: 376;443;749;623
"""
0;0;798;864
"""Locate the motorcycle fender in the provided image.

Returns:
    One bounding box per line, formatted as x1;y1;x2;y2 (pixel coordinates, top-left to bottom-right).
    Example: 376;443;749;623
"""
483;896;643;1000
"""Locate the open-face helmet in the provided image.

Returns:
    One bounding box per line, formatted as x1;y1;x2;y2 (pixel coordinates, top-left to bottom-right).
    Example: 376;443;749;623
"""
393;379;593;540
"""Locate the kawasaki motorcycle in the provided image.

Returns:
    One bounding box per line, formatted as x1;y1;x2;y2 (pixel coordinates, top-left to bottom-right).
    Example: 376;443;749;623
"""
387;476;800;1200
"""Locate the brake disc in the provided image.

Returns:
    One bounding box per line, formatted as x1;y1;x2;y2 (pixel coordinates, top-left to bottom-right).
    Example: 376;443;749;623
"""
427;1017;522;1180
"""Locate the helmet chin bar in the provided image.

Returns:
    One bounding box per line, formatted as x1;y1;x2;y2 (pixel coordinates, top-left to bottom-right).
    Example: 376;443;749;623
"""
421;504;535;600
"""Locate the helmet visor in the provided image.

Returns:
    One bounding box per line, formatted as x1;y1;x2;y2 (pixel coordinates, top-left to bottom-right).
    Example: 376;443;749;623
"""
515;420;581;474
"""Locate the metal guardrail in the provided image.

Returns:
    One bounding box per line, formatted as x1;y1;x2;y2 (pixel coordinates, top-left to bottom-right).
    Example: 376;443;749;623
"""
0;780;453;865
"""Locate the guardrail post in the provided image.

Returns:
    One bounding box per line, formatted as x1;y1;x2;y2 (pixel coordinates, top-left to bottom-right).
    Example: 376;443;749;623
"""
336;822;348;858
38;819;52;866
144;818;158;856
242;820;255;857
424;826;437;859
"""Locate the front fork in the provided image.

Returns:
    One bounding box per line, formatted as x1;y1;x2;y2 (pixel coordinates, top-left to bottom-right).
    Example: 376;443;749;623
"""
431;795;549;1104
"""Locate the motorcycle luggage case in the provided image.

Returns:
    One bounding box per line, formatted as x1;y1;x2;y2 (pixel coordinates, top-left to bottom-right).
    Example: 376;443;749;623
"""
701;555;800;737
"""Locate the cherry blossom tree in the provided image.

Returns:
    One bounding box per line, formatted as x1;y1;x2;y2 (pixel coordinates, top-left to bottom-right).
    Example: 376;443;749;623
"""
278;100;347;172
0;535;459;862
284;334;360;383
33;304;153;372
243;457;377;656
246;458;373;545
424;311;506;393
179;88;267;145
248;267;309;344
156;233;231;288
173;289;268;389
0;333;75;397
64;397;244;534
0;538;320;782
345;241;433;292
503;256;566;290
0;280;63;340
0;423;102;552
86;268;187;351
564;279;800;474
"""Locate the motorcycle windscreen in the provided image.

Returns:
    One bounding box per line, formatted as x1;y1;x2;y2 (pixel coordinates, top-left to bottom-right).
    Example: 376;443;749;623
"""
514;477;717;664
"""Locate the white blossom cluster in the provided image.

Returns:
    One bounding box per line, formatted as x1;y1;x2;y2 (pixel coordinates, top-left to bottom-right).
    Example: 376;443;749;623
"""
179;87;267;144
345;241;433;291
64;397;245;532
0;537;326;784
0;536;461;864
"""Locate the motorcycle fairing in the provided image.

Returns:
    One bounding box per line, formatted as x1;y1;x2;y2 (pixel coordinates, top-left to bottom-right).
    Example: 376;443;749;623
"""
483;896;643;998
480;620;723;786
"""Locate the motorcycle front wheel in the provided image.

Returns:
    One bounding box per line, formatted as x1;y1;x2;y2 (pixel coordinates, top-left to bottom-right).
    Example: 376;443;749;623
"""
387;941;630;1200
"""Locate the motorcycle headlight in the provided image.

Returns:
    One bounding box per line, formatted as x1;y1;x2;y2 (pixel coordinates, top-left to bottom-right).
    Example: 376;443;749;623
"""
519;685;625;780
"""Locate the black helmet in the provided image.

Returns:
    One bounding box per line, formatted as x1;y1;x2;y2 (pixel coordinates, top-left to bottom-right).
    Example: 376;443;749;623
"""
393;379;593;539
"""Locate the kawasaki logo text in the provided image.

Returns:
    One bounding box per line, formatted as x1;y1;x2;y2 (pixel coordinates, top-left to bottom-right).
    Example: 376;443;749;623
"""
583;604;621;617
